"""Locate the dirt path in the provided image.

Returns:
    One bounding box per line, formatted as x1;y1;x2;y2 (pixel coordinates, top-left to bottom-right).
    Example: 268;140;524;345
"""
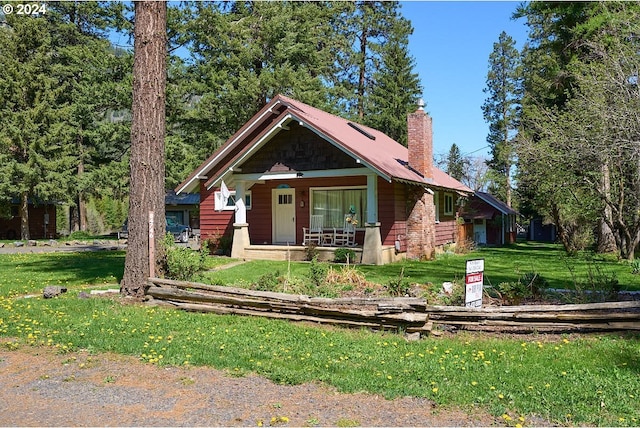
0;344;499;427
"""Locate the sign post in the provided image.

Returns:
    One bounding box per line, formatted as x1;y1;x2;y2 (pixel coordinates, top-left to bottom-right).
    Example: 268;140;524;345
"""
465;259;484;308
149;211;155;279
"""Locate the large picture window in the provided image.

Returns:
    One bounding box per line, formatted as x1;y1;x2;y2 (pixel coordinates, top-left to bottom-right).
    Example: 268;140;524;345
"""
311;187;367;228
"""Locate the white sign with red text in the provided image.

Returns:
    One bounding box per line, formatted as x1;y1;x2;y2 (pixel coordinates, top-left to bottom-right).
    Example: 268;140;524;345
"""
465;259;484;308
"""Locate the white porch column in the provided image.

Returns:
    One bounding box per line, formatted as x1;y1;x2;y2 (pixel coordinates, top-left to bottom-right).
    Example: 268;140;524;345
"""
362;174;382;265
231;180;249;258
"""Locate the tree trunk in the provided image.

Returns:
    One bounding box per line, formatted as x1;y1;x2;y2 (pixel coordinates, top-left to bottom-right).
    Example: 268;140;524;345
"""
505;164;512;208
357;27;367;120
550;202;572;253
77;154;87;232
121;1;167;298
19;191;29;240
69;205;79;233
597;162;616;253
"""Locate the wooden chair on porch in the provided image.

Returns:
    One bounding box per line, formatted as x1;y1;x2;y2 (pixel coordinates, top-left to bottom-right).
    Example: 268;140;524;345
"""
303;214;324;245
333;214;357;247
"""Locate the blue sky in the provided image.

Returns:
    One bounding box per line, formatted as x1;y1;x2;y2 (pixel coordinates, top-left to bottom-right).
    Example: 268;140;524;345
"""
400;1;527;160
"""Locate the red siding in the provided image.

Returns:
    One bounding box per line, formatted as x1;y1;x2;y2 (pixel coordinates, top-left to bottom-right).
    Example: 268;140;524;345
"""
246;182;274;244
378;180;408;250
435;220;457;246
199;182;233;242
0;204;56;239
199;175;459;251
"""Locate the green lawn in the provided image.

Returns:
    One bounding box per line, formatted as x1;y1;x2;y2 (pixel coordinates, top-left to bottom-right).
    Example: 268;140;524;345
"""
0;251;125;297
0;244;639;426
202;242;640;294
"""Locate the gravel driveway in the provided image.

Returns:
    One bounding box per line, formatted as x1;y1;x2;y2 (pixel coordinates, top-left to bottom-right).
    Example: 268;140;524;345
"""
0;344;499;427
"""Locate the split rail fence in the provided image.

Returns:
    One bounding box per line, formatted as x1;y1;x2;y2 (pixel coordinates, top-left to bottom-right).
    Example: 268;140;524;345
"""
146;278;640;335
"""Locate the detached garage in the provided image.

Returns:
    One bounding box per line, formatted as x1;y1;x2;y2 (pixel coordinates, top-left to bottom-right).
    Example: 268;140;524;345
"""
461;192;517;246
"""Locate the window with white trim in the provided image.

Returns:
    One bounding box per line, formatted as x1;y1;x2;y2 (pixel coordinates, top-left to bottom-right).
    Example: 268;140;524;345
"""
214;190;252;211
310;186;367;228
444;193;454;216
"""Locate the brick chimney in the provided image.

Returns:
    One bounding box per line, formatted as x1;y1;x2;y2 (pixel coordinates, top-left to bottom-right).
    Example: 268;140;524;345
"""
406;99;436;260
407;99;434;180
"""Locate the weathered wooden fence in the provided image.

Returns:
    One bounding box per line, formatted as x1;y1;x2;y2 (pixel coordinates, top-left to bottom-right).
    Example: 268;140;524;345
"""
146;278;640;335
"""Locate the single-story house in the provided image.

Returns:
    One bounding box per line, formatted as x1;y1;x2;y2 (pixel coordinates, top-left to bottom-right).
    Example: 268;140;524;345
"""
176;94;472;264
460;191;518;246
0;199;56;240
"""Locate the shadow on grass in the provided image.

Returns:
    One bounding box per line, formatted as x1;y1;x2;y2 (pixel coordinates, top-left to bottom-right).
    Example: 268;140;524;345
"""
0;251;125;287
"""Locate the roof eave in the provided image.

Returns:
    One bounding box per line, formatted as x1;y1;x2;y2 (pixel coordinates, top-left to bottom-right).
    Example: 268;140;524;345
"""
175;97;285;195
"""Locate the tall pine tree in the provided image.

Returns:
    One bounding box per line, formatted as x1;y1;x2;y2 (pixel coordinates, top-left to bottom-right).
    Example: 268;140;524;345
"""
364;14;422;146
482;31;522;207
0;13;76;239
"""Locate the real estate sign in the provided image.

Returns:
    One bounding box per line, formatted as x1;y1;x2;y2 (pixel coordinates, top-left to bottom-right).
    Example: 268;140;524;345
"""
465;259;484;308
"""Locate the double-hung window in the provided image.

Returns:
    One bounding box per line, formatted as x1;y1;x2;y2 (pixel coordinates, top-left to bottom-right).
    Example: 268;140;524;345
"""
444;193;454;216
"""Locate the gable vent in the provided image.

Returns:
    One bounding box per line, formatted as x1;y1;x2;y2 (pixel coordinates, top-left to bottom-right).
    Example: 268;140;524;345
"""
348;122;376;140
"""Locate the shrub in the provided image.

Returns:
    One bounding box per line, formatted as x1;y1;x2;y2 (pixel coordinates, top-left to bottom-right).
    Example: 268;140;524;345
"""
437;281;464;306
495;281;531;305
334;248;356;264
385;267;410;297
163;234;209;281
254;270;282;292
66;231;95;241
304;243;319;261
630;259;640;275
566;258;621;302
203;230;232;256
519;271;548;297
307;256;328;287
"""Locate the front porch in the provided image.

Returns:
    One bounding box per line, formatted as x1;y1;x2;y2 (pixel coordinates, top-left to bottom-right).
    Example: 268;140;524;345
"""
240;243;401;264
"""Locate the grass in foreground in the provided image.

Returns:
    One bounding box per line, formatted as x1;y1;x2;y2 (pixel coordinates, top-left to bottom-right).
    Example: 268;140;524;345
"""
1;246;639;426
0;293;638;427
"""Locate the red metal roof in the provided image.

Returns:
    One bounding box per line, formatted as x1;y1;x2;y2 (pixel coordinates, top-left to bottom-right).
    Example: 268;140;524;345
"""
177;94;473;194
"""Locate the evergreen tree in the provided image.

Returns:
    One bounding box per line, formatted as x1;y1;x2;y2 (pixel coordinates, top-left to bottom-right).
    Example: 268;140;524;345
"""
176;1;342;156
364;15;422;146
46;2;132;232
0;13;76;239
333;1;416;122
482;31;522;208
444;144;466;182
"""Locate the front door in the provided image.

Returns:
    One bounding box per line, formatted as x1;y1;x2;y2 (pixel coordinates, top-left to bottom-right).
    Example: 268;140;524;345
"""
272;188;296;244
474;219;487;245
